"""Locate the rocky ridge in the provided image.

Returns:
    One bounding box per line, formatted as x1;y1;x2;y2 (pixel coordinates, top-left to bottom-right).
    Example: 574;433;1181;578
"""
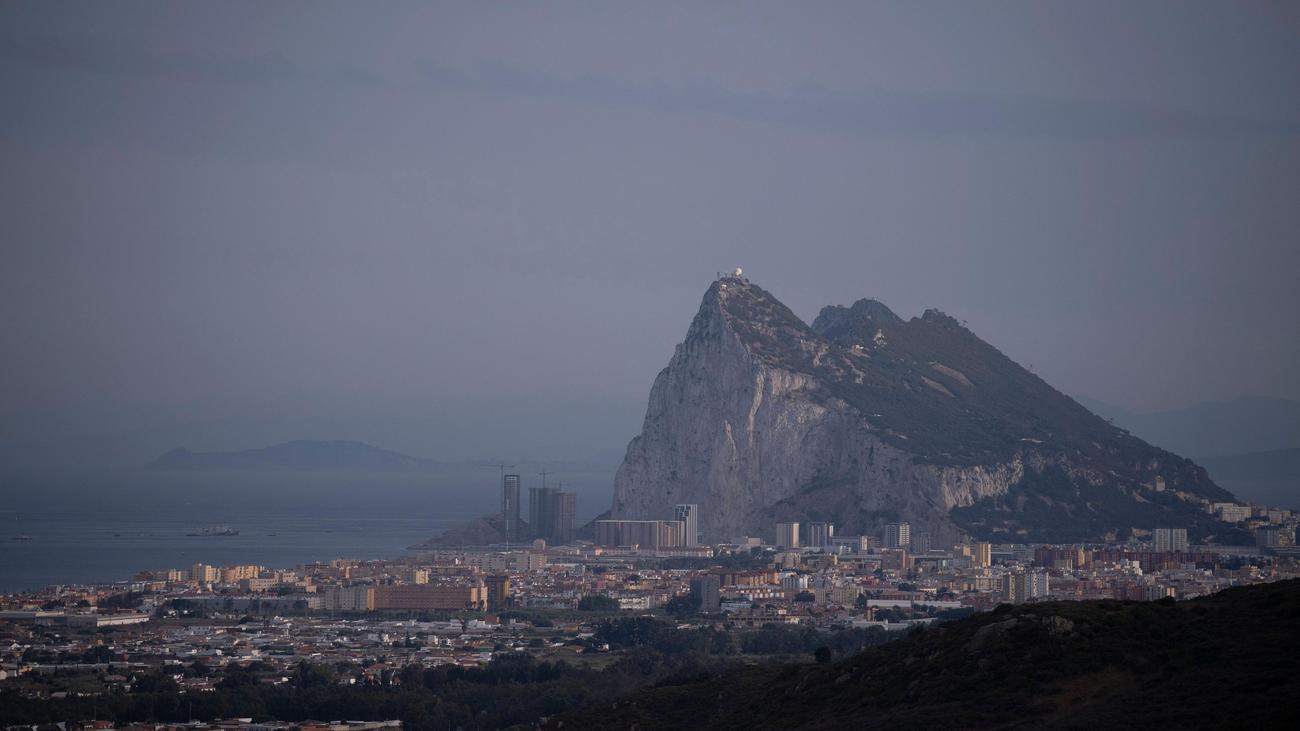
612;276;1243;544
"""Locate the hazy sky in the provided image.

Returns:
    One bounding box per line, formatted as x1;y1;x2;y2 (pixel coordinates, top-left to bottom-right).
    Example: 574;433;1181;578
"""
2;1;1298;470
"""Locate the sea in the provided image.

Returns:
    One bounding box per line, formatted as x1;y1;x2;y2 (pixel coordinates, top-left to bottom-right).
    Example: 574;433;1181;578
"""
0;465;616;593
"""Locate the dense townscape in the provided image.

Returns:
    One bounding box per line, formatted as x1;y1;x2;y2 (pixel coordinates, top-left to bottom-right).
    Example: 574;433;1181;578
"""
3;481;1297;730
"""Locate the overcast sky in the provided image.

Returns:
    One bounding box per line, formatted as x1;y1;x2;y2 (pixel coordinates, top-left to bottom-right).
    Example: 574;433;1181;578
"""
2;1;1298;469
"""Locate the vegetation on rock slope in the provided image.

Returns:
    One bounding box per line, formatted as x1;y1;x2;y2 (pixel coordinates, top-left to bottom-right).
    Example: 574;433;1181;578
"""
703;280;1241;541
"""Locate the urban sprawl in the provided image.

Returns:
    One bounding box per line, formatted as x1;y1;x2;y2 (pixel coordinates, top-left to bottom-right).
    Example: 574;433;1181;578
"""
3;476;1298;730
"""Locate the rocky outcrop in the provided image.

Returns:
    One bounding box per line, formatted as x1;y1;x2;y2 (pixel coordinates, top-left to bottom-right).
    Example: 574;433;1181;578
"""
612;277;1242;544
409;514;526;550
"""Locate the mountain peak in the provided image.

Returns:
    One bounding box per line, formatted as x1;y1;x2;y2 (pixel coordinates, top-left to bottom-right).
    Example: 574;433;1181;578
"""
812;298;902;340
687;277;820;364
614;279;1243;544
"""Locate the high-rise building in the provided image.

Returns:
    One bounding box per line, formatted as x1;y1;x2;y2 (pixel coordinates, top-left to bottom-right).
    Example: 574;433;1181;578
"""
805;522;834;548
552;490;575;544
674;504;700;546
1153;527;1189;553
881;548;909;572
529;486;552;539
908;531;931;554
595;520;685;550
484;575;512;612
372;584;487;612
529;487;577;544
972;541;992;568
689;575;722;612
501;474;521;541
323;585;374;612
1256;527;1281;549
883;523;911;549
775;522;800;549
1003;571;1050;604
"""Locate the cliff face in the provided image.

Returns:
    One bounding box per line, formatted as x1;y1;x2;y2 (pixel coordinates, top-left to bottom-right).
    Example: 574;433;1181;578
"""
612;277;1243;544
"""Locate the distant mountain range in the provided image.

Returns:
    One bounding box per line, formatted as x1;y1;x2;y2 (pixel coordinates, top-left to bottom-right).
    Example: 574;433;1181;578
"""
1199;447;1300;481
1073;396;1300;509
1074;395;1300;459
1197;447;1300;510
146;440;439;472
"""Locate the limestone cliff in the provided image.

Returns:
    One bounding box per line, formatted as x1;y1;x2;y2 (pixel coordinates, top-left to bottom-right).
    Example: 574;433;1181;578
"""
612;277;1244;544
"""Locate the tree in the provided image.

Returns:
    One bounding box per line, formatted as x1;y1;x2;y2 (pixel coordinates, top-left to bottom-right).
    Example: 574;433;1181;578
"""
82;645;115;664
291;661;335;689
794;591;816;603
875;607;908;622
397;664;423;688
217;667;257;690
132;672;178;693
663;593;701;618
578;595;620;611
814;646;833;664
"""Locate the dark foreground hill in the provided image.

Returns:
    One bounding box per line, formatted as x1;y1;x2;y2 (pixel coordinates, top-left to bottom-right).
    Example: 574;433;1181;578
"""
548;580;1300;731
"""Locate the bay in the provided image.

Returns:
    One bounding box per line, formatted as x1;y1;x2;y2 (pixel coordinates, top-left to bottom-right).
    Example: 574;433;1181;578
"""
0;465;615;592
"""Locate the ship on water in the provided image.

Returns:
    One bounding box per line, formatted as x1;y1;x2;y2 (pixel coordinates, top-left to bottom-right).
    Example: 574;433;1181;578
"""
186;525;239;537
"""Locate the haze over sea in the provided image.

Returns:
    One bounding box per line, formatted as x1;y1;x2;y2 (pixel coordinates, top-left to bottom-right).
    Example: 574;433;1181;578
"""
0;466;615;593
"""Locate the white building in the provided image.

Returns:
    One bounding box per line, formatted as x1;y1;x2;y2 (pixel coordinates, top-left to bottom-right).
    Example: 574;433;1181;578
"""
775;522;800;549
780;573;809;590
883;523;911;550
322;585;374;612
1153;527;1189;553
829;535;872;554
1211;503;1252;523
1002;571;1050;604
674;504;701;546
805;522;834;549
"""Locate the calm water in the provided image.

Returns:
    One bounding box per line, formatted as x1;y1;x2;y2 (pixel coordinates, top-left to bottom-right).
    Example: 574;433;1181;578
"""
0;466;615;592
